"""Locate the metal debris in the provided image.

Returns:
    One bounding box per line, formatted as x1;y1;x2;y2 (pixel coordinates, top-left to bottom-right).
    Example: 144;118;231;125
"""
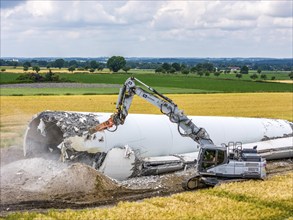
39;111;100;138
37;118;46;137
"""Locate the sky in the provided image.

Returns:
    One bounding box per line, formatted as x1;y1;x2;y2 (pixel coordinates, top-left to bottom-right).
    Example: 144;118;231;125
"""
1;0;292;58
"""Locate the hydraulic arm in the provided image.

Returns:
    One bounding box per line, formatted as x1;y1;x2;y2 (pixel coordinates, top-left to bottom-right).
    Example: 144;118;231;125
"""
89;77;213;146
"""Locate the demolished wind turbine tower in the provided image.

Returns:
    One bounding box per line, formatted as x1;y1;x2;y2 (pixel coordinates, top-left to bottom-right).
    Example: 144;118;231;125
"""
24;112;293;180
24;79;293;180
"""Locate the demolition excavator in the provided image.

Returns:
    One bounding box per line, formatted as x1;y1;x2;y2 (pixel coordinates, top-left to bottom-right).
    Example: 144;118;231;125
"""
89;77;267;190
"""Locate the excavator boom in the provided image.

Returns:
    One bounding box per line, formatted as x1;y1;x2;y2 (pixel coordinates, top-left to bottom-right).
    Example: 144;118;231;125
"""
89;77;213;146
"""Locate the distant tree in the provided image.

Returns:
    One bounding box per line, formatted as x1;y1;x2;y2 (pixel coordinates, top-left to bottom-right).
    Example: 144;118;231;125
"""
162;63;171;72
257;68;262;74
214;71;220;77
289;72;293;79
30;60;38;67
68;66;76;72
17;73;42;82
46;65;51;69
1;68;6;72
250;73;258;80
181;64;187;70
260;74;267;80
204;72;210;77
190;66;197;73
236;73;242;79
240;66;249;74
44;70;59;81
90;60;98;69
122;66;131;74
97;63;105;71
169;67;176;74
23;61;31;67
54;59;65;69
38;60;48;67
181;69;190;75
202;63;215;72
32;65;40;73
107;56;126;72
97;66;104;71
271;76;276;80
197;71;204;77
195;63;203;73
89;68;95;73
69;60;78;68
171;63;181;72
23;66;29;71
155;67;164;73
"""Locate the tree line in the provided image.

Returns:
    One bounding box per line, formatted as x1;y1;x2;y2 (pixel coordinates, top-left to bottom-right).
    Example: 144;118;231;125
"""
1;56;292;81
155;62;251;75
1;57;292;72
0;57;130;73
2;55;292;81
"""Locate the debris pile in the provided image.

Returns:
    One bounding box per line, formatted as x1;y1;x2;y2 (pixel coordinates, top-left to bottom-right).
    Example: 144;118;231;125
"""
38;111;101;138
0;150;292;213
43;163;119;195
0;158;119;205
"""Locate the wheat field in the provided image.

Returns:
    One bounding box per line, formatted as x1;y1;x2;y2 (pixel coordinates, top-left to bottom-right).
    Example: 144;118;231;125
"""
1;93;292;119
1;93;292;147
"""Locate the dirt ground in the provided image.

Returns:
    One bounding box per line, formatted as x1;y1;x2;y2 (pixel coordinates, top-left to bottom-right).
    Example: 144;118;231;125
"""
0;145;292;216
0;145;196;213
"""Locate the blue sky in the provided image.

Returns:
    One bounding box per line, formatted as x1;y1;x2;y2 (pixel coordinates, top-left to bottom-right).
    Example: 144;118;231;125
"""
1;0;292;58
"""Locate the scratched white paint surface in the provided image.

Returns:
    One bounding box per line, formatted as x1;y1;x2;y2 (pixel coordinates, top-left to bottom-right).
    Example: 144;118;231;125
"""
81;113;292;157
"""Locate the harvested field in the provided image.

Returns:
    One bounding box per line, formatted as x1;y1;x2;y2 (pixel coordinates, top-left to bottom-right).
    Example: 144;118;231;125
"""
1;93;292;119
266;80;293;84
1;93;292;148
0;93;292;219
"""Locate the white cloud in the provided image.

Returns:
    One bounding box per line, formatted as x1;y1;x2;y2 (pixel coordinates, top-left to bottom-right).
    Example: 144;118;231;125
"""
26;1;54;17
262;0;293;18
115;1;161;24
1;0;292;57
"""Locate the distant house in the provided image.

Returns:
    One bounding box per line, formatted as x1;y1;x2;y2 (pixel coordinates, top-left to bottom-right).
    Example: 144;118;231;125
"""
229;66;240;71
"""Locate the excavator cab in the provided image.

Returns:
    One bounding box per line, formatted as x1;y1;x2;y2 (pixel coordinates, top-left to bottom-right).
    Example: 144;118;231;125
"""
182;143;267;190
197;145;227;172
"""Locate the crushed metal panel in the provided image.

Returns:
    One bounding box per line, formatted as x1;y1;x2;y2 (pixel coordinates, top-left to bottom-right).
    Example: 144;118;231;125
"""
98;146;137;181
243;137;293;160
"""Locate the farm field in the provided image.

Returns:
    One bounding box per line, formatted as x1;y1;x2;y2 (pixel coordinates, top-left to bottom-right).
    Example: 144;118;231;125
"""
0;86;215;96
1;93;292;148
1;66;291;80
1;73;292;217
0;92;292;219
1;72;292;93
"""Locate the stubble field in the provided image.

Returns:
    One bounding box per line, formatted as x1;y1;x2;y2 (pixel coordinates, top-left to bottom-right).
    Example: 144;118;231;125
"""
1;93;292;148
4;173;293;220
0;92;292;219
